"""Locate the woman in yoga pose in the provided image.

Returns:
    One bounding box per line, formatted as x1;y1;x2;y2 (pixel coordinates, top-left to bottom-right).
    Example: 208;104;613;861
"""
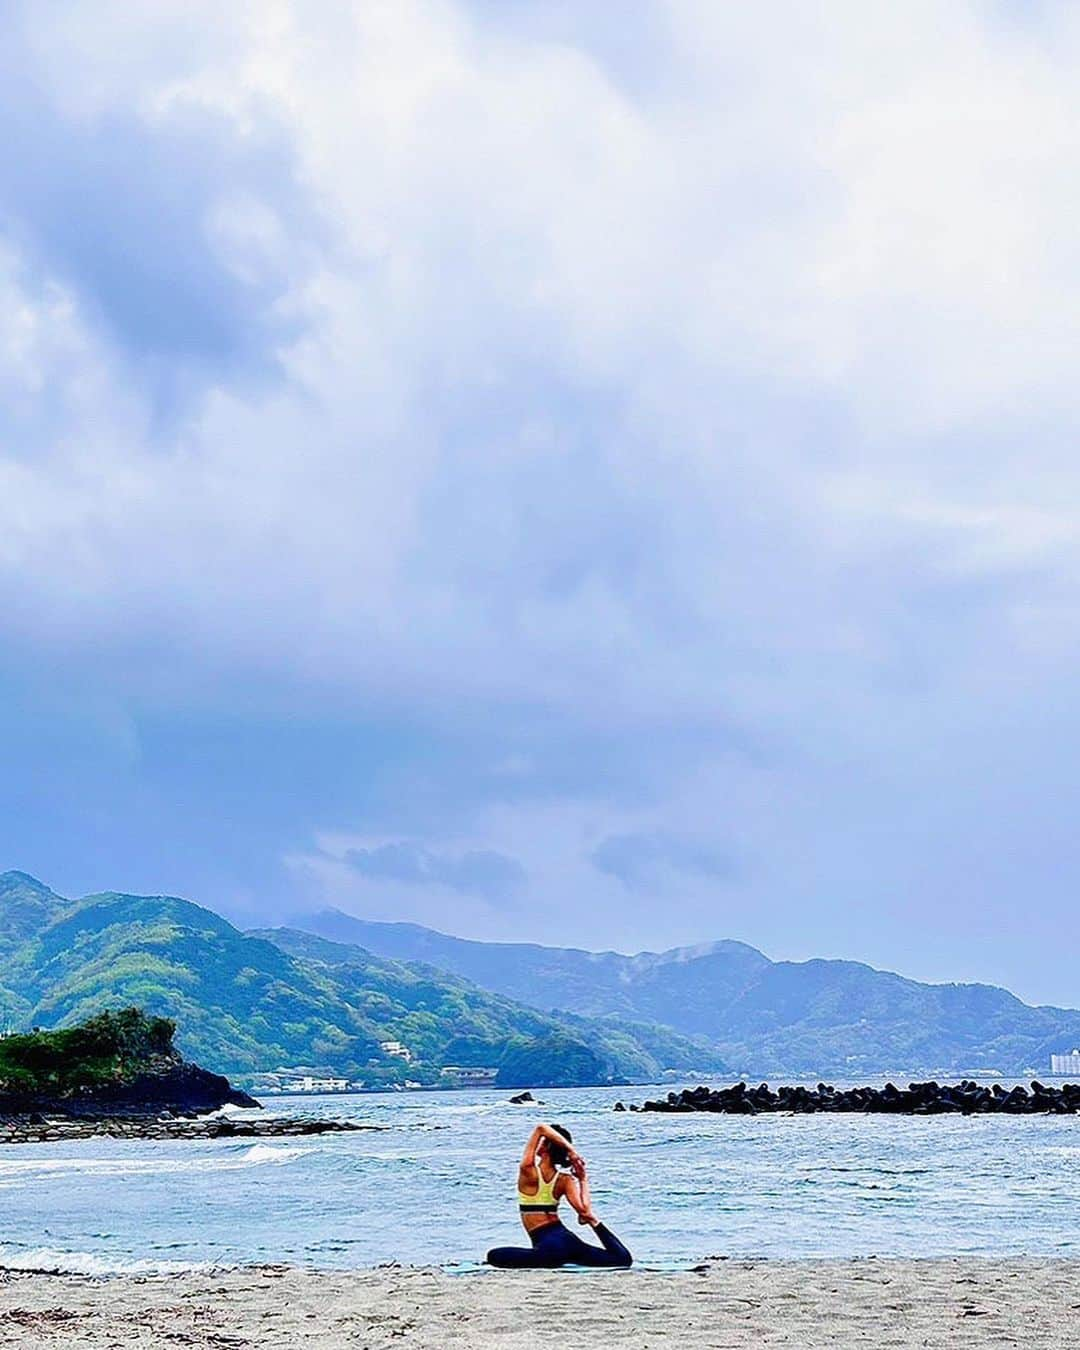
486;1122;633;1268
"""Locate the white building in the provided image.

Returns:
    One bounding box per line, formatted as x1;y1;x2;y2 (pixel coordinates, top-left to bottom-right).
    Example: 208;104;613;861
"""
1050;1049;1080;1075
439;1066;499;1086
380;1040;412;1063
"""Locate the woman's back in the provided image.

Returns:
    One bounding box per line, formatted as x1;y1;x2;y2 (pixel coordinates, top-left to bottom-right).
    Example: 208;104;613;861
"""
517;1163;562;1212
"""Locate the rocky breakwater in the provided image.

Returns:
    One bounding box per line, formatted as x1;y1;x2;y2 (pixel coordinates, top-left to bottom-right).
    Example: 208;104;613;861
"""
0;1113;376;1143
624;1079;1080;1115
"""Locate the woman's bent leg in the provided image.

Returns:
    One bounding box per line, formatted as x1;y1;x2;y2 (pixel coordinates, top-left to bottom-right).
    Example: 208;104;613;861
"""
557;1223;633;1268
589;1222;633;1267
487;1225;566;1268
487;1222;631;1269
486;1244;555;1269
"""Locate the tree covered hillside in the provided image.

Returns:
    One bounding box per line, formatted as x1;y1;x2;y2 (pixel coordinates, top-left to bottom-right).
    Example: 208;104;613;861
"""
295;907;1080;1075
259;927;728;1085
0;872;726;1086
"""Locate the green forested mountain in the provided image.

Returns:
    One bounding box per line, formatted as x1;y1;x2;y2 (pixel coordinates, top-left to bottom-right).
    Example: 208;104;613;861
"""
293;908;1080;1075
259;927;726;1085
6;869;1078;1083
0;872;725;1086
0;872;68;971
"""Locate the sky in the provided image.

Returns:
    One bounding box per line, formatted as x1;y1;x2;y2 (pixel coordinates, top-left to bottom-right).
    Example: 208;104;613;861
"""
3;0;1080;1006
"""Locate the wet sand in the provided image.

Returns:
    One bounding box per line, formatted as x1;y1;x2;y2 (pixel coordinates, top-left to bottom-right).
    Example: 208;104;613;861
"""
1;1258;1077;1348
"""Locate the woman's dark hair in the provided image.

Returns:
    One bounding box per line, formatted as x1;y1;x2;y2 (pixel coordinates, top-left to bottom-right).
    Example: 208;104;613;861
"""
547;1124;573;1168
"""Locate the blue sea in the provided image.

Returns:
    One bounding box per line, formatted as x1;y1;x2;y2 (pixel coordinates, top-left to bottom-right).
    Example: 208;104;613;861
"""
1;1084;1078;1274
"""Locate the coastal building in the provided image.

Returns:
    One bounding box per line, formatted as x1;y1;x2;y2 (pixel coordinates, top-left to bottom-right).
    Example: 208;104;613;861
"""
244;1072;366;1094
1050;1049;1080;1075
439;1066;499;1087
379;1040;412;1063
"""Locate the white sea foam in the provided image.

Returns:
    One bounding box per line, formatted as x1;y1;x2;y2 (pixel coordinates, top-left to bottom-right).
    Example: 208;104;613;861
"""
0;1246;214;1276
429;1103;499;1116
237;1143;312;1165
0;1142;313;1184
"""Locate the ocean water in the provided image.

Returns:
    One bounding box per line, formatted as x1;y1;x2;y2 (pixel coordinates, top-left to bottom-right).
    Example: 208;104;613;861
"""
0;1084;1078;1274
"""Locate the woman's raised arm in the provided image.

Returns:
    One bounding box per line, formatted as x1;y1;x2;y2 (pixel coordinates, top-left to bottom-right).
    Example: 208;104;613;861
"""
561;1170;598;1226
519;1122;581;1169
572;1156;597;1224
519;1125;544;1169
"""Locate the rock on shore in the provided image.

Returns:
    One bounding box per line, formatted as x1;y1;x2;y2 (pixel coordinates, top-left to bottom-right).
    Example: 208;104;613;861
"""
628;1079;1080;1114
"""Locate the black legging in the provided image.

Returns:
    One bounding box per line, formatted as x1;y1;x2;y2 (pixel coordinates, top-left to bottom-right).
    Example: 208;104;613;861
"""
487;1220;632;1269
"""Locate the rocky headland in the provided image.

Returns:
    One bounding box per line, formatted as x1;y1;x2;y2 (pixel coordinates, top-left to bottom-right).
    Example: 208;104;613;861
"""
0;1007;370;1143
0;1055;259;1120
622;1078;1080;1114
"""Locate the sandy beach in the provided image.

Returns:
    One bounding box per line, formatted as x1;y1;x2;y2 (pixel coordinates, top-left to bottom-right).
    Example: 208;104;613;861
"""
1;1258;1077;1348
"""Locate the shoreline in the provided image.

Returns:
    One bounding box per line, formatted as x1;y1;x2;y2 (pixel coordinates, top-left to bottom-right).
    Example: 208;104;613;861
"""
0;1257;1077;1348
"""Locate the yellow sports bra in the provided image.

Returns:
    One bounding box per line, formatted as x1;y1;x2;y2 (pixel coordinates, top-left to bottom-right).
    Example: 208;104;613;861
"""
517;1167;563;1211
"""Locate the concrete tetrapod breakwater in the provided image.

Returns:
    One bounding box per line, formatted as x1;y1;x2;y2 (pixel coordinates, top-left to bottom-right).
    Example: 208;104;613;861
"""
619;1079;1080;1115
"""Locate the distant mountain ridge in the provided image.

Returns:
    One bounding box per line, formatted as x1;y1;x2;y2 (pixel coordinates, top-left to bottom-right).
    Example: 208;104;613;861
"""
289;907;1080;1075
289;910;771;1026
0;871;724;1087
4;869;1078;1081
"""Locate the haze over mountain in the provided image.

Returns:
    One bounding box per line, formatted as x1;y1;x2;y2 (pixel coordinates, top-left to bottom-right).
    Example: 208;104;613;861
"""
290;908;1080;1076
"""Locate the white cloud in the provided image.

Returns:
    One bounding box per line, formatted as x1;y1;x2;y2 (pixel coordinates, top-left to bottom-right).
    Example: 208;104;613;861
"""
7;2;1080;666
6;2;1080;996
